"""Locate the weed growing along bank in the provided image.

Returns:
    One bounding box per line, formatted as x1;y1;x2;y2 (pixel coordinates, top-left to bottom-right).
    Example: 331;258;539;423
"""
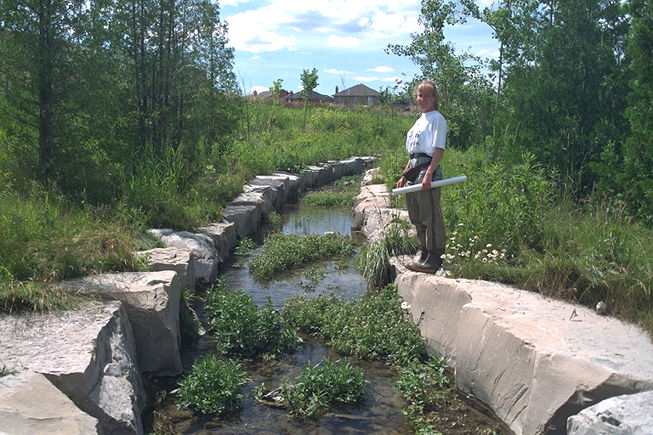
380;144;653;336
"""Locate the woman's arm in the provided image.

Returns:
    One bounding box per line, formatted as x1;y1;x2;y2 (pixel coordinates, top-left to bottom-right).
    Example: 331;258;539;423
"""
421;148;445;191
396;159;411;188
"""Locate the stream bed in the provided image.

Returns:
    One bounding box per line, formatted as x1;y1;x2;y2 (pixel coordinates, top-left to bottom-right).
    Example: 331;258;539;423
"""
143;198;510;434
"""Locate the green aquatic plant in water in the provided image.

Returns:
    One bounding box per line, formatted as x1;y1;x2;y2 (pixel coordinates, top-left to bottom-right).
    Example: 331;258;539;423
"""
204;277;301;358
282;284;425;367
175;355;248;415
249;233;354;281
234;237;257;256
257;359;366;418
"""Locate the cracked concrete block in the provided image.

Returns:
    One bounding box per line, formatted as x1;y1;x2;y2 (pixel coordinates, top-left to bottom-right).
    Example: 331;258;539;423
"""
0;302;144;434
0;371;102;435
62;271;184;376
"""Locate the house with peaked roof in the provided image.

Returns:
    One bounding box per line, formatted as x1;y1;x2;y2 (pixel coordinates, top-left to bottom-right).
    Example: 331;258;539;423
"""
283;90;333;106
333;83;380;107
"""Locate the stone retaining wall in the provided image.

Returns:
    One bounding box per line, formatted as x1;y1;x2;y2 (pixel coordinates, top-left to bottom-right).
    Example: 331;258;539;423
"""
351;169;653;435
0;157;376;435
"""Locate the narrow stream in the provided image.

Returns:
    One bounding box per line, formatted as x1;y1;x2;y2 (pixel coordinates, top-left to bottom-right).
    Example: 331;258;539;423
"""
144;202;414;433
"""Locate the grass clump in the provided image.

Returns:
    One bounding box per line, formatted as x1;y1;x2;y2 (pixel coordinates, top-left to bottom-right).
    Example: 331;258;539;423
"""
0;281;85;314
0;188;154;313
358;221;417;289
204;278;300;358
302;175;362;208
233;237;256;256
175;355;248;415
249;233;354;281
278;359;366;418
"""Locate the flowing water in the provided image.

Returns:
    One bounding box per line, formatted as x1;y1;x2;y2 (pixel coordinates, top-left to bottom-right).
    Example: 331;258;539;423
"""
144;202;414;434
144;199;511;434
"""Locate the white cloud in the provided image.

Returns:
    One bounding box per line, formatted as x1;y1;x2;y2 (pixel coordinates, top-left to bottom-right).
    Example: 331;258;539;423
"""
324;68;354;75
327;35;361;48
250;85;268;94
221;0;253;6
354;75;378;82
225;1;422;53
372;66;394;73
382;76;401;83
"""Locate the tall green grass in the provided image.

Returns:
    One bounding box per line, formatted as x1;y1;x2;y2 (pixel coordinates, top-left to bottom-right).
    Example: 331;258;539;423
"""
0;186;158;312
379;142;652;336
1;103;650;336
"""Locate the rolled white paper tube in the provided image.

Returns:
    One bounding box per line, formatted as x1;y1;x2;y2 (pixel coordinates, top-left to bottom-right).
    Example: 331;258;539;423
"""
391;175;467;195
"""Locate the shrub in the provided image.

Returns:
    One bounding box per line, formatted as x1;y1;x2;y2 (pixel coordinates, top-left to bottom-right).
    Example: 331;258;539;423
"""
176;355;248;415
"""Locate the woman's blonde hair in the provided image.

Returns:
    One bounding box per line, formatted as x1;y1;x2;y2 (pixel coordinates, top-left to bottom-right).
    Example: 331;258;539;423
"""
416;80;440;111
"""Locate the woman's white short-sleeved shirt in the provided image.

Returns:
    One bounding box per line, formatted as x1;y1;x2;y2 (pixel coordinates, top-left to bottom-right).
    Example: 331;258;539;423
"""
405;110;447;156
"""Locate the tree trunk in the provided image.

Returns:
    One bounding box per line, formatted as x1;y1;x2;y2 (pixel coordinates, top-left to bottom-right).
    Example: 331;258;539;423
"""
38;0;54;181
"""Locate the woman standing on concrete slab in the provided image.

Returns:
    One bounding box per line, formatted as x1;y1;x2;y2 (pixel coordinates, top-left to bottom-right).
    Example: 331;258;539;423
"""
395;80;447;273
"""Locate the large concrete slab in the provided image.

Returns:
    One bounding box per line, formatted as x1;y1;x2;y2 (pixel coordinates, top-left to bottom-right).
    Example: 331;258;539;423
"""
62;271;184;376
567;390;653;434
0;371;102;435
0;301;144;434
392;267;653;434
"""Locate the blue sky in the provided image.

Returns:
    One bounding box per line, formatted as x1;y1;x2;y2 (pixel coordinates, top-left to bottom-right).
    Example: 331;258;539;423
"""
222;0;499;97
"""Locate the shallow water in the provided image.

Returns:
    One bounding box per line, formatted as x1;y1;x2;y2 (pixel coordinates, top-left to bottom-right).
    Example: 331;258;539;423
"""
144;203;413;433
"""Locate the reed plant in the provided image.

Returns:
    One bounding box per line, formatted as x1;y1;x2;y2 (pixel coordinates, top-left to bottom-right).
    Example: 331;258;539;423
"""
358;220;417;289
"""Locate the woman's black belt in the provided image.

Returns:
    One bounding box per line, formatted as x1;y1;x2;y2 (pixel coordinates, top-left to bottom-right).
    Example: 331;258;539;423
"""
410;152;431;159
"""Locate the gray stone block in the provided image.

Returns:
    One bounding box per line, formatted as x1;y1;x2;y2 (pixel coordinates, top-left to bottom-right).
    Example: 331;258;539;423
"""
196;221;237;260
0;301;144;434
62;271;184;377
0;371;102;434
222;204;262;239
137;246;195;292
567;390;653;434
149;230;219;286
